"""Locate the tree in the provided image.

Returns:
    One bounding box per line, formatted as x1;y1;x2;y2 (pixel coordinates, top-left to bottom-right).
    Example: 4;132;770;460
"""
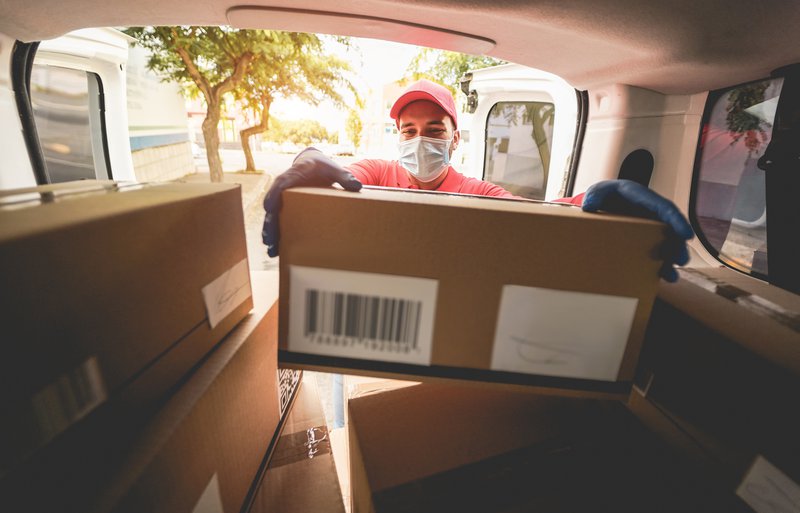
725;82;771;155
235;34;354;172
405;48;504;94
263;118;337;147
124;27;275;182
345;109;363;151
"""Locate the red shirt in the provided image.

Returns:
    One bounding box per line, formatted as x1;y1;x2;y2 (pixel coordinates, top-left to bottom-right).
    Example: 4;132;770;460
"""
346;158;585;205
346;159;517;198
553;192;585;206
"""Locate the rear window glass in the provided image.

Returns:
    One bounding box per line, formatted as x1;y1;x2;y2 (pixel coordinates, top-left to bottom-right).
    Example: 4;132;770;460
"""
30;64;109;182
483;101;554;200
691;77;783;279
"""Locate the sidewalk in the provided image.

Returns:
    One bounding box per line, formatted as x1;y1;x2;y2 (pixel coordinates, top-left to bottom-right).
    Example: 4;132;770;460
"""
175;171;272;213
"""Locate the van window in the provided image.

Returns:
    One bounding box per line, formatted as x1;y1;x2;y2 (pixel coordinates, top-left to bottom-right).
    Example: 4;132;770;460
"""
483;101;554;200
30;64;109;182
692;77;783;278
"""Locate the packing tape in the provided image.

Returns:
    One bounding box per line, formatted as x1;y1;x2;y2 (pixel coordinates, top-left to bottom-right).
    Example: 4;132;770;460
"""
268;425;332;469
679;268;800;332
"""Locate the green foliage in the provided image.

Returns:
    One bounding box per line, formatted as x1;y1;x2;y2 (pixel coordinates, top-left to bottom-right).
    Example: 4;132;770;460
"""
345;109;363;149
123;26;357;176
725;82;770;154
234;33;356;118
123;26;283;180
123;27;272;100
405;48;505;94
263;118;337;146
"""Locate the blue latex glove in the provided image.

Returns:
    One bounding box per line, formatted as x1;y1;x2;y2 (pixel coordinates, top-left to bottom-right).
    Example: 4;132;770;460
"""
582;179;694;282
262;147;362;257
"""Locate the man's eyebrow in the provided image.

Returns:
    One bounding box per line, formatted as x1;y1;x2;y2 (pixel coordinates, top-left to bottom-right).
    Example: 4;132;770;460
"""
399;120;446;129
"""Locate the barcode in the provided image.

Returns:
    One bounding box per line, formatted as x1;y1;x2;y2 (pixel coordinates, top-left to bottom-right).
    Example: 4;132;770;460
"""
30;357;107;444
304;289;422;352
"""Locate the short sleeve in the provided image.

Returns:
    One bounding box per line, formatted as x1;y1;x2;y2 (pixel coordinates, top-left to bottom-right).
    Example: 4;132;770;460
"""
346;159;386;186
463;177;518;198
552;192;585;206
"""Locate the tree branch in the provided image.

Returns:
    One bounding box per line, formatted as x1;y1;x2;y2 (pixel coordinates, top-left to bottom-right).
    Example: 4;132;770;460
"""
170;27;212;101
212;51;254;102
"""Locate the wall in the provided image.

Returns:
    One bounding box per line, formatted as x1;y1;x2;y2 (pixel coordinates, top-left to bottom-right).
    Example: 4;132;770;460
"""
131;141;195;182
126;45;193;181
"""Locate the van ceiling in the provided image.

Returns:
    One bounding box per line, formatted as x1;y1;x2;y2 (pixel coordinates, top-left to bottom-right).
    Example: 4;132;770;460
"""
2;0;799;95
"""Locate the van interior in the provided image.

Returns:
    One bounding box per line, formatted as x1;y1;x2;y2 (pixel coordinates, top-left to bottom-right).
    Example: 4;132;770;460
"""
1;1;798;512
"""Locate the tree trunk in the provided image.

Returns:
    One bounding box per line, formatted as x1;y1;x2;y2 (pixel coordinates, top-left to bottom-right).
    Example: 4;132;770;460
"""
531;110;551;186
170;42;253;183
240;130;257;173
202;105;224;183
239;98;271;173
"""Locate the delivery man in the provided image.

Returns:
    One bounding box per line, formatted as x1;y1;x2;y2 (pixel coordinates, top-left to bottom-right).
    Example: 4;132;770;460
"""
262;79;694;282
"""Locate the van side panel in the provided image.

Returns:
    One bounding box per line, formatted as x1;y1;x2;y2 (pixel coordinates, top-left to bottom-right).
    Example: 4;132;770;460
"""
0;33;37;189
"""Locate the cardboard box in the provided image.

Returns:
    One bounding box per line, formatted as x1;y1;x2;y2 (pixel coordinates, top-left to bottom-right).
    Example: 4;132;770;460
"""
630;266;800;487
0;180;252;470
348;383;728;513
85;271;281;513
278;187;665;395
340;377;419;509
658;266;800;374
247;376;346;513
343;376;419;427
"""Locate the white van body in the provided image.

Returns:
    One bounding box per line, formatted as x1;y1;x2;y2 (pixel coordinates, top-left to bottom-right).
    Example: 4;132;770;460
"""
0;28;136;189
459;63;578;201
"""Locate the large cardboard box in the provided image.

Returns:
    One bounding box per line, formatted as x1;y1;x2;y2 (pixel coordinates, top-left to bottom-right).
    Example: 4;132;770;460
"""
278;187;665;395
0;182;252;481
87;271;281;513
630;266;800;493
348;383;730;513
658;266;800;374
247;376;346;513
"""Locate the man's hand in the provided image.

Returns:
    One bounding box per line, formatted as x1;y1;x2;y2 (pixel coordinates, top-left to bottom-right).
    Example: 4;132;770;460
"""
582;179;694;282
262;148;362;257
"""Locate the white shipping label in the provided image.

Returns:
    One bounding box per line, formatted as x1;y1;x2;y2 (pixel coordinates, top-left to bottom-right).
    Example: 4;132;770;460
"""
289;266;438;366
737;455;800;513
491;285;638;381
192;474;225;513
202;258;252;329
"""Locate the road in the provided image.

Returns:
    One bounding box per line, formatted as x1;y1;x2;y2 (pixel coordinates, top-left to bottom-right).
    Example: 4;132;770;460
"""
193;147;359;176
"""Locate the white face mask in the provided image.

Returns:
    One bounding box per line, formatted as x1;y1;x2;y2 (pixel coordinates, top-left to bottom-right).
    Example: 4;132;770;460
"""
397;136;452;183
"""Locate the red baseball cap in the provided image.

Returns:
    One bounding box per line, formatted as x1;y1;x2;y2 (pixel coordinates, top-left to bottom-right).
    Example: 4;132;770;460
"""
390;79;458;130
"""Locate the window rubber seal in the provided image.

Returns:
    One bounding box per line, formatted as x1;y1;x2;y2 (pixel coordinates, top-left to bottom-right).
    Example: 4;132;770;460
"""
564;89;588;198
761;64;800;295
11;41;50;185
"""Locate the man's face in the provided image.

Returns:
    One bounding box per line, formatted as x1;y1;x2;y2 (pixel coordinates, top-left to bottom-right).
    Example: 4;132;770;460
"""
398;100;460;155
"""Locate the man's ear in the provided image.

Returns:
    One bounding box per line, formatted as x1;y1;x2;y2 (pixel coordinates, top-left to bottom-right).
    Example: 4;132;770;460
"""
451;130;461;152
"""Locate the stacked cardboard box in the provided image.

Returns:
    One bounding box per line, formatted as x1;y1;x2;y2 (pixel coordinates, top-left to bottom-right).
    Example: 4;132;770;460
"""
90;272;281;513
278;187;666;396
246;375;346;513
0;181;266;512
347;383;733;513
271;187;798;511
